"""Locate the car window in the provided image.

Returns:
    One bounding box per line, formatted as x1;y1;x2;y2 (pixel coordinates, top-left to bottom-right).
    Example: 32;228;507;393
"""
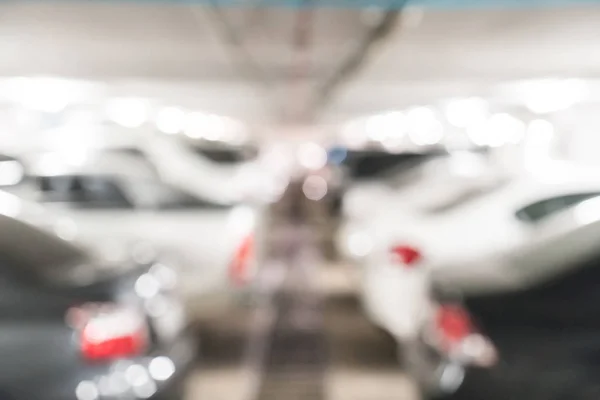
127;179;234;210
516;193;600;223
193;146;256;164
36;175;134;209
343;151;430;181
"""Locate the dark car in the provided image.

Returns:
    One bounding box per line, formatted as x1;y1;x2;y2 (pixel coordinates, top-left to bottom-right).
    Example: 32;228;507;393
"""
0;209;195;400
410;205;600;400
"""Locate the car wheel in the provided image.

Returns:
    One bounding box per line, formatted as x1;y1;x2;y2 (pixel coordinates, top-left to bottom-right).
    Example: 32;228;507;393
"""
400;339;459;400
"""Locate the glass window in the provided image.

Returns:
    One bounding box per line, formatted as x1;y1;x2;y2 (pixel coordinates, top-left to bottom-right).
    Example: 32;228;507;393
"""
127;179;233;210
192;146;257;164
516;193;600;223
37;175;134;209
342;151;438;181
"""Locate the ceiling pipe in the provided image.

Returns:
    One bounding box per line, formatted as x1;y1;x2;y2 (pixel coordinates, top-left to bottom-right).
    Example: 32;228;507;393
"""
191;5;274;90
285;1;315;123
311;3;407;115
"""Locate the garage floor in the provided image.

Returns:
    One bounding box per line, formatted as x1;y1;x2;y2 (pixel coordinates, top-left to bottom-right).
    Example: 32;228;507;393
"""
182;221;418;400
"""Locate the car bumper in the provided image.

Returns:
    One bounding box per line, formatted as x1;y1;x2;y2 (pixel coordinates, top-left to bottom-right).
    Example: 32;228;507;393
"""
361;264;429;341
184;285;257;321
55;331;196;400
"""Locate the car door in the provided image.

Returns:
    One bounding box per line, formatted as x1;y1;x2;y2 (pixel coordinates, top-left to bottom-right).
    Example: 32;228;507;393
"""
0;260;80;399
34;175;142;258
121;179;250;298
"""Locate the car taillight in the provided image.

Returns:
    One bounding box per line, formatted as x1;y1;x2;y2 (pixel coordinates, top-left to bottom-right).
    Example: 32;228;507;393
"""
436;305;473;346
434;304;498;367
229;234;255;286
68;304;149;362
390;244;422;268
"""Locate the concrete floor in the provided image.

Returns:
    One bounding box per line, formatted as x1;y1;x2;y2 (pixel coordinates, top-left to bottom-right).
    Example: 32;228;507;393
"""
182;261;418;400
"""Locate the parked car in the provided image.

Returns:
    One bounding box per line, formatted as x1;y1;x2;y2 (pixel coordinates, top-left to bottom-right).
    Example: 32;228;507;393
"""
331;150;436;224
356;162;600;356
9;152;265;321
0;190;194;400
410;195;600;399
336;150;498;261
138;134;268;205
19;123;274;205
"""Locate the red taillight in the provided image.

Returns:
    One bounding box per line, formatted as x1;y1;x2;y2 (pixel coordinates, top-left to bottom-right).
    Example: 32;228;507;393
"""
69;304;148;362
229;234;255;286
433;304;499;367
436;305;473;346
390;245;422;267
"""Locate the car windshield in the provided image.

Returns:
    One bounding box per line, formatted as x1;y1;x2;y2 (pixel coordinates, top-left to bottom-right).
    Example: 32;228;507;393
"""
125;178;236;210
192;146;256;165
36;175;135;209
342;151;436;181
516;193;600;224
0;213;91;282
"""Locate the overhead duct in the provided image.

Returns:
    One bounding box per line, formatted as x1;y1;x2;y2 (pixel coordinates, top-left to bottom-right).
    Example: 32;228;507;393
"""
194;5;274;90
312;3;406;115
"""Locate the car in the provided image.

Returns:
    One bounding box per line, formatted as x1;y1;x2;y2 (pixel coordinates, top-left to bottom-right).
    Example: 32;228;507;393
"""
8;152;265;321
355;161;600;355
38;123;275;205
0;190;195;400
335;150;488;261
410;194;600;399
137;133;269;204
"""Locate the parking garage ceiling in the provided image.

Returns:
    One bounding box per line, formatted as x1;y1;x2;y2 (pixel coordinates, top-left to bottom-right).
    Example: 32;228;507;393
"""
2;3;600;125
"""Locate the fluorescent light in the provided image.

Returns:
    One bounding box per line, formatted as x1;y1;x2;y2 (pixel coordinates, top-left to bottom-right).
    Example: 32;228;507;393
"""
365;111;406;142
407;106;444;146
156;106;185;135
445;97;488;128
524;78;589;114
340;119;369;149
106;98;149;128
297;142;328;171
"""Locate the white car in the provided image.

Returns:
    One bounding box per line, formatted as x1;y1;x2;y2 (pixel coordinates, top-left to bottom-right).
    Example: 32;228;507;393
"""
356;161;600;347
12;152;265;320
408;195;600;397
15;123;280;205
0;188;174;275
337;151;501;261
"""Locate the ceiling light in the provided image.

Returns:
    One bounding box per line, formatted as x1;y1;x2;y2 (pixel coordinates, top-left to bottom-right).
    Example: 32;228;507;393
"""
445;97;488;128
407;107;443;146
156;107;185;135
297;142;328;171
524;78;589;114
106;98;149;128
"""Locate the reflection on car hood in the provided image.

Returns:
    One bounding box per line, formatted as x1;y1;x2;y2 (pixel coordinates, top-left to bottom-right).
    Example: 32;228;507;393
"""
0;190;154;273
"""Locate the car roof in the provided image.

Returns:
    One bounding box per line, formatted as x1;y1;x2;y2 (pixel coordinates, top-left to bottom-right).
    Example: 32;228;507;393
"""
24;151;157;180
0;154;18;162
